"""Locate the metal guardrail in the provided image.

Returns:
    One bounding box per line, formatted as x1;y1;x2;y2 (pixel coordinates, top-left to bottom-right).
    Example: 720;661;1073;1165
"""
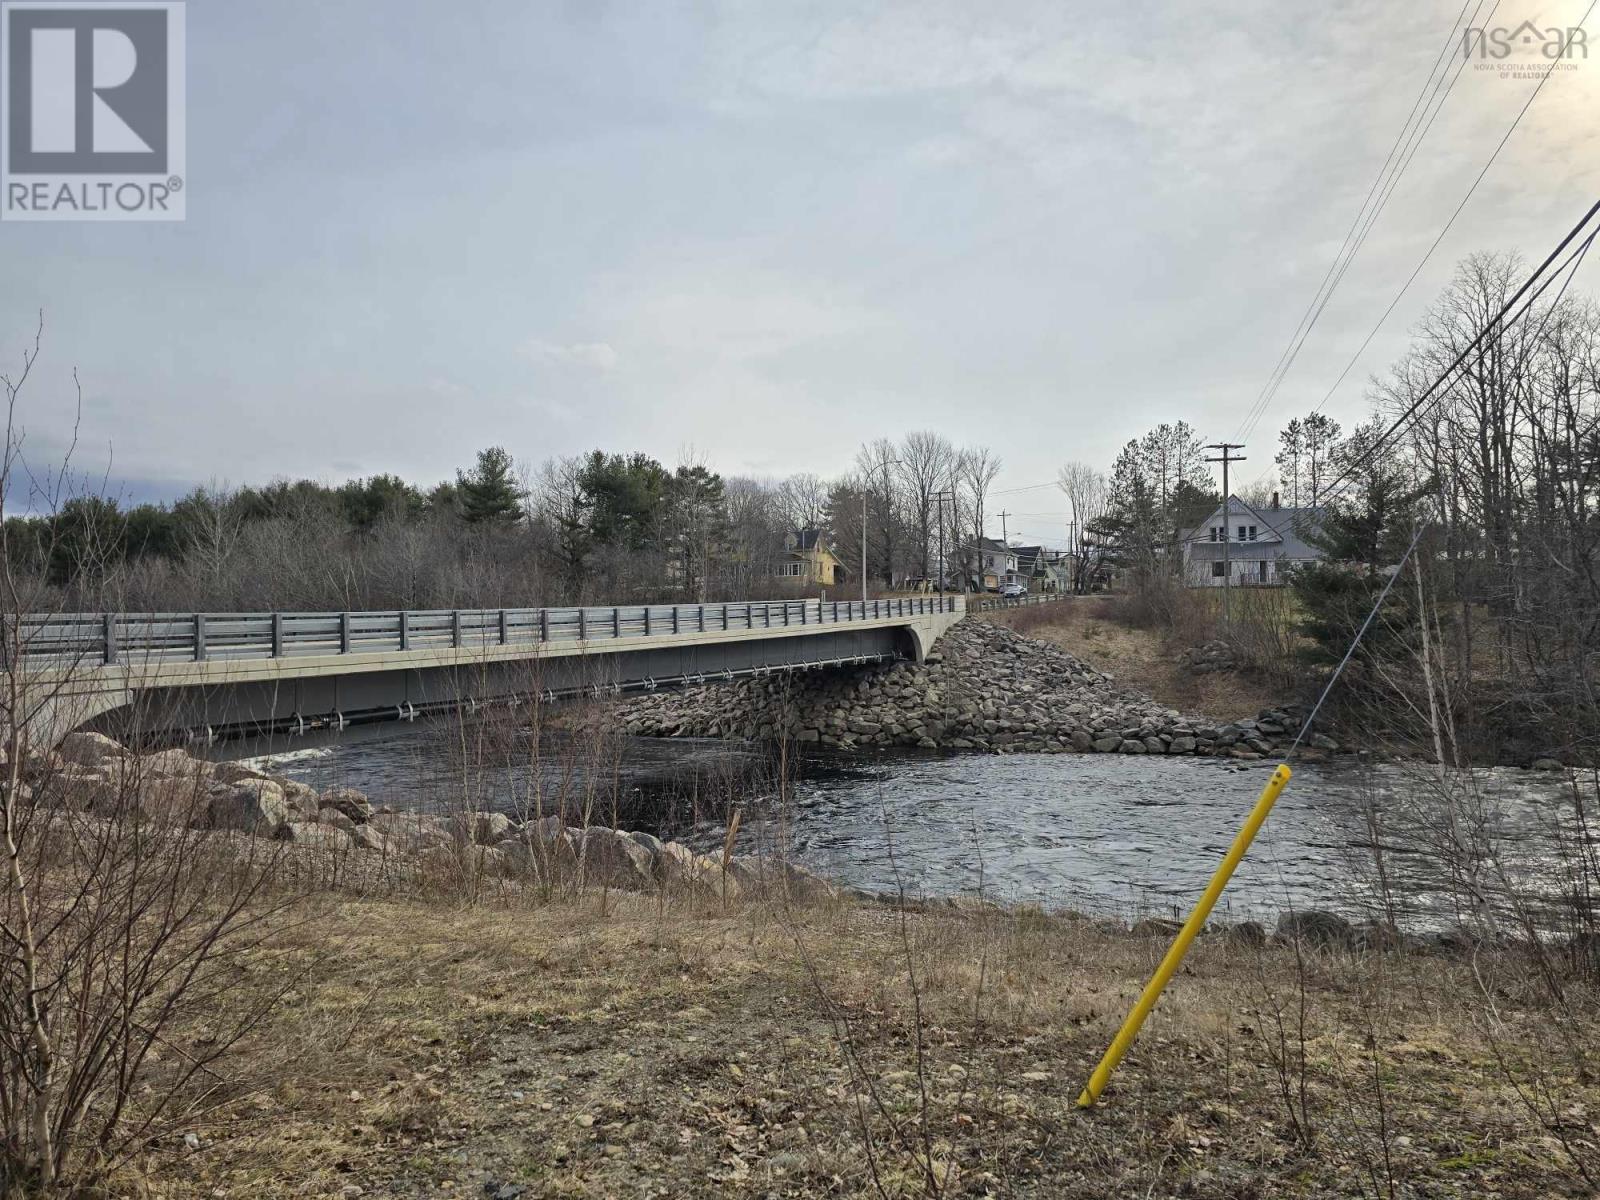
969;592;1074;613
9;595;962;669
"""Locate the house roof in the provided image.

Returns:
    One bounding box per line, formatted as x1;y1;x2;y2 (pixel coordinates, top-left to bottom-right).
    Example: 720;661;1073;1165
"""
791;528;825;551
978;537;1012;554
1182;496;1325;558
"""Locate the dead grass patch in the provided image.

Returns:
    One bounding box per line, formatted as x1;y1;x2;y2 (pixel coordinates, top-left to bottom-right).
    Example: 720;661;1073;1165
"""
985;600;1286;721
147;888;1600;1198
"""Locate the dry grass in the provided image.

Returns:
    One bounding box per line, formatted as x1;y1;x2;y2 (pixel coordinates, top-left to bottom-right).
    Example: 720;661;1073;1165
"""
147;887;1600;1198
985;600;1285;721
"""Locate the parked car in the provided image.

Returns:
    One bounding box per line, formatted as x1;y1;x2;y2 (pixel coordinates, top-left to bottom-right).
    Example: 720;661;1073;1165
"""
1000;582;1028;598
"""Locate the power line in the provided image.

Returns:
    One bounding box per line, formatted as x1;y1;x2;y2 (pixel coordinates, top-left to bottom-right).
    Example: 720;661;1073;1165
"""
1296;0;1597;427
1313;200;1600;507
1234;0;1491;443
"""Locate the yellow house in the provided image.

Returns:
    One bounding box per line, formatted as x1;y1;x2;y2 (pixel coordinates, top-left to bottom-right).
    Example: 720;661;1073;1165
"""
777;529;845;586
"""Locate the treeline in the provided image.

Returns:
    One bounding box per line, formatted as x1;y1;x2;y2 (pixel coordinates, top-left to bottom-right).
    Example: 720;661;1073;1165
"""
1066;251;1600;761
6;431;1023;613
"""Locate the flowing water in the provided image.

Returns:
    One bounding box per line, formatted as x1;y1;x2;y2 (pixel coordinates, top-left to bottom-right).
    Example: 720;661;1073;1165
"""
210;719;1590;928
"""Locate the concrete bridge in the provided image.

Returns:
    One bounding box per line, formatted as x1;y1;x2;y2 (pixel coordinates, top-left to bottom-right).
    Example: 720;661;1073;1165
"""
10;595;964;743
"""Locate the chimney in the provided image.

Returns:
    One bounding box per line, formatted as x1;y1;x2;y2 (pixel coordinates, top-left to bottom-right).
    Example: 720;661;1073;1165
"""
1271;490;1280;511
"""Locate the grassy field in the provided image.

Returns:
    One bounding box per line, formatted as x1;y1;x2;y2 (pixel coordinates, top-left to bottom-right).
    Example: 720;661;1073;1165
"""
159;884;1600;1198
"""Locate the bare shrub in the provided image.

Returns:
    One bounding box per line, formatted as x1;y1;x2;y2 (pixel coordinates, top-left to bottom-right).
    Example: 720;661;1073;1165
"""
0;325;295;1188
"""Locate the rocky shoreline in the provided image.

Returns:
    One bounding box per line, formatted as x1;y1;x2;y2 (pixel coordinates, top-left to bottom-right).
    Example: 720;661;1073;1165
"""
27;731;1569;962
27;731;835;904
619;619;1339;759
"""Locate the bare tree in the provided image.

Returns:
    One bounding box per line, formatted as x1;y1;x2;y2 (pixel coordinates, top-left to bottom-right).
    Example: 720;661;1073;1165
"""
958;447;1002;588
895;432;957;582
1057;461;1108;591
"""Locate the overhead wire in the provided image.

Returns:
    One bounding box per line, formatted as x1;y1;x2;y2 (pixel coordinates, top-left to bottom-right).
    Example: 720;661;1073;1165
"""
1298;0;1597;425
1234;0;1493;443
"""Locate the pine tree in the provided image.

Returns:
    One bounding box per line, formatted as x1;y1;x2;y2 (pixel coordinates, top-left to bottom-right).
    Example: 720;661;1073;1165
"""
456;447;526;524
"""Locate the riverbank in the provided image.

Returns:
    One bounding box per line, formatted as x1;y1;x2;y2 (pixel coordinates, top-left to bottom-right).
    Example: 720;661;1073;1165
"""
159;880;1598;1198
19;735;1600;1195
983;598;1290;721
617;619;1337;760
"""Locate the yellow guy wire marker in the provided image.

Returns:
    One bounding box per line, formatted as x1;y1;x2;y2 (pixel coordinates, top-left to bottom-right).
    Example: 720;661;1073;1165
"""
1076;762;1292;1109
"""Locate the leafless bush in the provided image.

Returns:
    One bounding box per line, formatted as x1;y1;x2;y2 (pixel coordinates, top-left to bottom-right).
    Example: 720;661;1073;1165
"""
0;325;296;1188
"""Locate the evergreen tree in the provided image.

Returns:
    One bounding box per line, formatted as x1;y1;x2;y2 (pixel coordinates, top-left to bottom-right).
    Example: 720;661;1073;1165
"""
1289;419;1430;671
577;451;670;548
456;447;526;524
338;474;424;530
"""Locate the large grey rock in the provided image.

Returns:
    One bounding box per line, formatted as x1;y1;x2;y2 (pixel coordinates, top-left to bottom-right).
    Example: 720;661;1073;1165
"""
47;767;120;812
317;806;358;833
570;828;654;891
448;810;514;846
207;779;291;836
655;840;730;896
56;731;123;768
141;747;204;777
725;855;834;903
277;821;354;850
350;824;391;853
367;810;450;851
1277;909;1354;950
211;760;271;785
319;786;373;823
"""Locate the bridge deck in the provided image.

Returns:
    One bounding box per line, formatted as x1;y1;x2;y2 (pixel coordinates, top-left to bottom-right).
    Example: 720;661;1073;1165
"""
12;596;960;670
10;596;965;741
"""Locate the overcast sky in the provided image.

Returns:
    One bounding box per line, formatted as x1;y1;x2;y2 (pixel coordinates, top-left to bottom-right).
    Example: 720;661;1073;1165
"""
4;0;1598;547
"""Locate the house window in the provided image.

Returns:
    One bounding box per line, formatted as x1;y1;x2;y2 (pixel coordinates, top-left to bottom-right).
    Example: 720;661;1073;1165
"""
1248;525;1258;541
1208;526;1220;542
1237;525;1246;541
777;562;805;577
1211;561;1225;578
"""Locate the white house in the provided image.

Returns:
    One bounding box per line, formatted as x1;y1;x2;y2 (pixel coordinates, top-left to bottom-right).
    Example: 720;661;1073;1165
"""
960;537;1025;591
1181;494;1323;587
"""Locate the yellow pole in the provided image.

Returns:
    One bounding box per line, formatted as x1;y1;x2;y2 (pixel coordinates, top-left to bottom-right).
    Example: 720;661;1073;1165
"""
1076;763;1292;1109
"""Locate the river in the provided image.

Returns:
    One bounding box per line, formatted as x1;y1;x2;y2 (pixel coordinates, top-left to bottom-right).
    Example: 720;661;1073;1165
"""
209;719;1588;929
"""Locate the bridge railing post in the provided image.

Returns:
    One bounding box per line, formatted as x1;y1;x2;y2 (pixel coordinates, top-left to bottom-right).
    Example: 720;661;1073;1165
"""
452;610;462;648
499;609;508;645
103;613;116;665
272;612;284;657
340;612;351;654
613;606;621;638
540;609;548;643
194;614;207;662
399;610;409;651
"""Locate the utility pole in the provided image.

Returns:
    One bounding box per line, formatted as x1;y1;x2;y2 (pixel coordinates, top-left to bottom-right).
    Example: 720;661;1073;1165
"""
1067;518;1079;592
1205;442;1246;625
998;510;1011;544
932;488;957;593
860;489;869;605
